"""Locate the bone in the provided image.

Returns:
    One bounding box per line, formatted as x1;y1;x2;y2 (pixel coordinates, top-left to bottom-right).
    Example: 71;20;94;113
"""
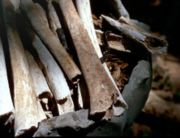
102;15;168;54
75;0;127;116
8;30;44;137
4;0;45;136
57;96;75;115
26;50;54;117
56;0;127;115
26;50;53;99
0;37;14;121
46;0;61;34
32;34;71;101
20;0;81;82
110;0;130;18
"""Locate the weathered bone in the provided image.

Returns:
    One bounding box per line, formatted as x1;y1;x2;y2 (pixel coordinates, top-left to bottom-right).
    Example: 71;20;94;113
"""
110;0;130;18
32;33;75;115
75;0;127;116
20;0;81;82
46;0;69;50
26;50;54;117
9;0;20;10
119;16;150;32
105;32;131;53
32;34;71;101
8;29;44;137
57;96;75;115
75;0;103;58
55;0;127;115
46;0;61;34
77;83;83;109
37;100;47;122
102;15;168;54
4;0;46;136
0;37;14;121
26;50;53;99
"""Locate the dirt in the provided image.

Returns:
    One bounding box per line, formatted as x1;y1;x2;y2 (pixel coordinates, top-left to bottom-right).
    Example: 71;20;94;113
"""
130;53;180;137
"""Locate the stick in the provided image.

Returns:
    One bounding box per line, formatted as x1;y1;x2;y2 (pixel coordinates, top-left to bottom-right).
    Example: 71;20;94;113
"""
20;0;81;82
102;15;168;54
56;0;126;115
32;34;72;101
0;37;14;121
75;0;127;116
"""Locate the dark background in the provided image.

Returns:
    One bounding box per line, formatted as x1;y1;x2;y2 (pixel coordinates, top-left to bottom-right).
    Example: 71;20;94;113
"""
122;0;180;58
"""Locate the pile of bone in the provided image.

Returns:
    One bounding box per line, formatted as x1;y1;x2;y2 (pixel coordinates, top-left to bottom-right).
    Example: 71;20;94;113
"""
0;0;167;137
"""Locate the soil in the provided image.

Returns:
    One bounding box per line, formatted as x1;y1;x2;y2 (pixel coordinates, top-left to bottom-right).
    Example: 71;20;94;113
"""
129;54;180;137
